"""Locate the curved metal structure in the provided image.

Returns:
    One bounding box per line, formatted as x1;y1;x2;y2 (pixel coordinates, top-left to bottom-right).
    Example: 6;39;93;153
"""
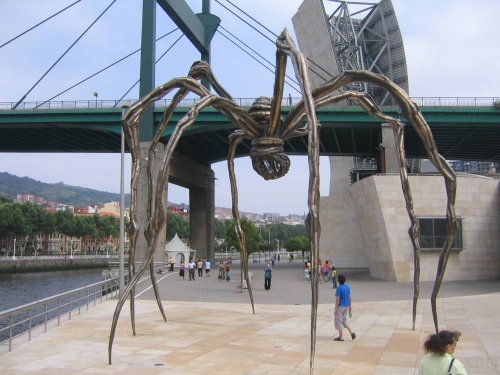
108;29;456;374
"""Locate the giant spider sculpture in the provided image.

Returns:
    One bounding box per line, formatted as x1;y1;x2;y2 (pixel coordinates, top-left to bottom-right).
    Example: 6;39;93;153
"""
108;29;457;374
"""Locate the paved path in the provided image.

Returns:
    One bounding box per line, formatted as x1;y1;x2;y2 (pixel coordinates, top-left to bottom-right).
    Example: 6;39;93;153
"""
1;261;500;374
136;261;500;305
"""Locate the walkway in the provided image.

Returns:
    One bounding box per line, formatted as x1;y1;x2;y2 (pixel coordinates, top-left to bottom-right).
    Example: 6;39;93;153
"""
1;261;500;374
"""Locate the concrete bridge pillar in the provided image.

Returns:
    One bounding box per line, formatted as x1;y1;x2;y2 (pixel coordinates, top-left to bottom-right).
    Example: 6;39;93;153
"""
135;142;167;265
134;148;215;265
380;123;399;173
169;151;215;262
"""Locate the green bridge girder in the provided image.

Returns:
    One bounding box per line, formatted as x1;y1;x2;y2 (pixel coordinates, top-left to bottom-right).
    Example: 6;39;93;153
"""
1;106;499;163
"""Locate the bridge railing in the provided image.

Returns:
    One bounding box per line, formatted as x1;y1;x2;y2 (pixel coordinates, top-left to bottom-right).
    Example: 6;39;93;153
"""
0;277;121;354
1;97;499;111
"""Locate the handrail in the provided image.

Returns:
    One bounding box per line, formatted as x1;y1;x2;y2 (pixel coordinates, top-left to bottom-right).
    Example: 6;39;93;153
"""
1;96;499;111
0;254;120;261
0;276;122;353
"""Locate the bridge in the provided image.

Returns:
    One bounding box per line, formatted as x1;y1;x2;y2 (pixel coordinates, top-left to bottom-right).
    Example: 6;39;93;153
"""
1;98;500;163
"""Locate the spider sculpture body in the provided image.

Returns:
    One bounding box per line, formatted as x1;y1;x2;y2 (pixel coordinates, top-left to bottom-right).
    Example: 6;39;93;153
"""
108;29;457;374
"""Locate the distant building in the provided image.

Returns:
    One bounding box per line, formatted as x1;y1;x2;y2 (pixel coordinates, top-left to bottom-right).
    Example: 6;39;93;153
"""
17;194;35;204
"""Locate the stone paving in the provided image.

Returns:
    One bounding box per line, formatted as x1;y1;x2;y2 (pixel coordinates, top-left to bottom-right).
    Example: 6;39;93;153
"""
1;261;500;374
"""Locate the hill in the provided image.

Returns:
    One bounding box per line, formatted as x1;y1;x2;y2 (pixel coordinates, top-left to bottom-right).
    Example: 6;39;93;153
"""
0;172;131;207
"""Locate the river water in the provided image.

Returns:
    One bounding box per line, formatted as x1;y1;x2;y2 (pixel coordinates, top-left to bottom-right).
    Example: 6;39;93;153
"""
0;269;103;312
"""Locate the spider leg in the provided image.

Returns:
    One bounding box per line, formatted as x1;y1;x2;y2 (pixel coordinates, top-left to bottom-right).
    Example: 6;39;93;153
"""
228;131;255;313
286;75;456;333
312;91;421;329
147;96;257;310
109;78;232;364
276;28;320;375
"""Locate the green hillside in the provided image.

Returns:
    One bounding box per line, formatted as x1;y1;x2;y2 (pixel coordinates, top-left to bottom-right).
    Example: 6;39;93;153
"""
0;172;131;207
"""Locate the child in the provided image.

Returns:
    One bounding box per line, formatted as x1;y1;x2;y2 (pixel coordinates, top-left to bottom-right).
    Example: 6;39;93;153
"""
179;261;185;280
304;262;310;281
331;266;337;288
333;274;356;341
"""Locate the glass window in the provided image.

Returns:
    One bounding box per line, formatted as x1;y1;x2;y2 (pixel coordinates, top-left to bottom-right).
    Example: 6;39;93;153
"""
418;217;462;250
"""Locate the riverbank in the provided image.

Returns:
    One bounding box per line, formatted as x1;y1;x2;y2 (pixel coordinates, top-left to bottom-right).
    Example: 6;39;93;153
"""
0;258;112;274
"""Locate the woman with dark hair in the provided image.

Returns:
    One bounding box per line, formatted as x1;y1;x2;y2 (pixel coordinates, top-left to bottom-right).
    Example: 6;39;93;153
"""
418;330;467;374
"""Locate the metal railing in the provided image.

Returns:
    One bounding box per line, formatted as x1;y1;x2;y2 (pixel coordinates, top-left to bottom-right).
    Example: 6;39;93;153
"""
1;97;499;111
0;277;121;354
0;254;120;261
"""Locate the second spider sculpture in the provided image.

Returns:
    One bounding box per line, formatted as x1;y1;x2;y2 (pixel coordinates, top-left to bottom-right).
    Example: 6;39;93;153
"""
108;29;457;374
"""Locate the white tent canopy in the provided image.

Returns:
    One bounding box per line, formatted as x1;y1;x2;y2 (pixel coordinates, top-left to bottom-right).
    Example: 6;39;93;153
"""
165;233;196;267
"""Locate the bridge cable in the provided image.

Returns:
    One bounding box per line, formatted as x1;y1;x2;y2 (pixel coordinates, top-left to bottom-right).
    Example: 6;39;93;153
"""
216;0;333;83
0;0;82;49
217;29;300;94
220;0;279;39
219;25;300;88
112;34;185;107
34;28;180;109
12;0;117;110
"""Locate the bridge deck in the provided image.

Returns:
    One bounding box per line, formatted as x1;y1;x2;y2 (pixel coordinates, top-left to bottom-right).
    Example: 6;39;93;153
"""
1;103;500;163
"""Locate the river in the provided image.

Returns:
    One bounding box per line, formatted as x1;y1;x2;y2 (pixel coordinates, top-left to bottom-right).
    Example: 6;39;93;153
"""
0;269;103;312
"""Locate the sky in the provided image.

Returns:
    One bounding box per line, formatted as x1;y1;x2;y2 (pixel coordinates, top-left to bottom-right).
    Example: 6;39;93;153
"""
0;0;499;215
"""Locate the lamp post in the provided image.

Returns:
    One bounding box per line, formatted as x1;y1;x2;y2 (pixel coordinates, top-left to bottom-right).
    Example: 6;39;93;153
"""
118;102;131;296
12;238;16;260
93;91;98;108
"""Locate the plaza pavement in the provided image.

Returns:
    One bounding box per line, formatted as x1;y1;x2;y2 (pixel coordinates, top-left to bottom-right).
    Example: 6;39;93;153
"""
1;260;500;374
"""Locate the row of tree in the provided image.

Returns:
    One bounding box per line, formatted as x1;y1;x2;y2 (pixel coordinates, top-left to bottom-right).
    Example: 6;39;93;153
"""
0;199;119;256
0;198;310;257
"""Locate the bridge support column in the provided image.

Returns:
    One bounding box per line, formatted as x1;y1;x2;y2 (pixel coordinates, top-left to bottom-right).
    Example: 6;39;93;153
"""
169;152;215;261
380;123;399;173
135;142;167;266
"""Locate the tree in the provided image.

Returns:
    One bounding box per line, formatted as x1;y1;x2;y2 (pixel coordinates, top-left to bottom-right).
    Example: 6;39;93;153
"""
214;217;229;239
166;210;189;241
94;214;119;254
284;237;302;252
0;202;25;255
55;209;75;253
20;203;47;256
225;218;260;254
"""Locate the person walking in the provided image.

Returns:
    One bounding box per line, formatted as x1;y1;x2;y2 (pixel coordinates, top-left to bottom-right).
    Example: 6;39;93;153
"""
168;257;175;272
271;254;275;267
205;259;211;277
304;262;310;281
333;274;356;341
218;261;225;281
225;261;231;281
264;263;273;290
197;259;204;277
188;258;196;281
324;261;330;281
418;330;467;375
288;93;292;105
179;261;185;280
331;266;338;288
318;259;324;283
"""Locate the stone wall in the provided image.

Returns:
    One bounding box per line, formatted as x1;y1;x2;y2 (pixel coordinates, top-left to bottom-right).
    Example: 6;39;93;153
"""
349;174;500;281
0;258;110;274
319;157;369;268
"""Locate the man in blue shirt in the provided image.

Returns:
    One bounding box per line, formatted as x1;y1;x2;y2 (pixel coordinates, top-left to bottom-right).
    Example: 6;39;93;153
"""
333;274;356;341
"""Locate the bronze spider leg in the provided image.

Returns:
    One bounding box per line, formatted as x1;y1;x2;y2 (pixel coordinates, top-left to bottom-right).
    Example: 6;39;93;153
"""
227;131;255;311
110;78;216;364
149;96;259;313
140;64;225;326
286;72;457;332
275;29;321;375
